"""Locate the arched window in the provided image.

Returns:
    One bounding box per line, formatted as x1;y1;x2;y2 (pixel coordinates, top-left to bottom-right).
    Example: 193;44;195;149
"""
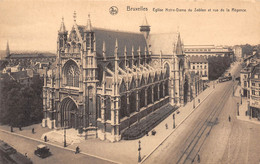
105;97;111;120
64;60;79;87
97;64;103;86
164;63;170;77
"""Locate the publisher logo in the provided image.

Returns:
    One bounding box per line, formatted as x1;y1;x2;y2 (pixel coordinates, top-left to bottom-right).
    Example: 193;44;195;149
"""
109;6;118;15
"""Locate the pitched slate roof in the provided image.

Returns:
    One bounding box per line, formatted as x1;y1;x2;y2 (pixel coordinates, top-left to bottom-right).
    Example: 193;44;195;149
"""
189;56;208;63
251;64;260;79
149;33;178;55
77;26;148;58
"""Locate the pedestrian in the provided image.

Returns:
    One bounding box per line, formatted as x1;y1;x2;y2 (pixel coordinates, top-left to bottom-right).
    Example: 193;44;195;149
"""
165;123;168;129
198;99;200;103
10;126;13;132
32;128;34;134
228;115;231;122
19;125;22;131
44;135;47;142
197;154;200;163
75;146;80;154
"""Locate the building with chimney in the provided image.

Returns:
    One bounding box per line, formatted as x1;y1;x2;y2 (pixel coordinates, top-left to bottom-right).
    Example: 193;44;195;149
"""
42;12;203;142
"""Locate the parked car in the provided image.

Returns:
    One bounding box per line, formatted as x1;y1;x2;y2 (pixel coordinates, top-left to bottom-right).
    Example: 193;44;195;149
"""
34;144;51;158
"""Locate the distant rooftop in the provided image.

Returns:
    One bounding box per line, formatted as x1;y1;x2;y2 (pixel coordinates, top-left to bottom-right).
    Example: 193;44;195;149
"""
189;56;208;63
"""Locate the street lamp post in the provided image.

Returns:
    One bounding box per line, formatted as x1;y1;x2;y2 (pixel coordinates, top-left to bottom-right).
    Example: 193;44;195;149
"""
237;103;239;116
173;113;175;129
248;101;252;120
246;100;249;116
64;121;67;147
240;93;242;105
250;106;252;120
138;140;141;162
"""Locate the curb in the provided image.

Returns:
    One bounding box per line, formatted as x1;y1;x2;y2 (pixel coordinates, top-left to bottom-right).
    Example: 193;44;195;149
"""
140;88;214;164
236;116;260;125
0;129;121;164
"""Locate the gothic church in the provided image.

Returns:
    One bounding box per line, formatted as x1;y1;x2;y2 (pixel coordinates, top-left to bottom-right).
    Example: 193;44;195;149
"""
42;12;203;142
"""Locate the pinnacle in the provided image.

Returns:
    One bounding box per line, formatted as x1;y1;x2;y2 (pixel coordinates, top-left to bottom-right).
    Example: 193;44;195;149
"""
85;14;93;32
59;17;66;33
141;15;150;27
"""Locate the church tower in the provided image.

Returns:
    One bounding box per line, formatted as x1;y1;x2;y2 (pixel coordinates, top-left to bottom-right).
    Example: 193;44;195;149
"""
140;16;150;40
56;17;68;90
83;14;98;128
57;17;68;51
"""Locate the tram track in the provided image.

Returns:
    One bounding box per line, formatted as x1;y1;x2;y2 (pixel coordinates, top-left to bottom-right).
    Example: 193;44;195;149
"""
176;81;235;164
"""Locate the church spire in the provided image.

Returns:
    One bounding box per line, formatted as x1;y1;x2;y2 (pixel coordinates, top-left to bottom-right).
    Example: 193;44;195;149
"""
140;15;150;39
59;17;67;33
160;50;163;69
176;32;183;55
138;46;141;66
114;38;119;85
115;38;119;60
6;41;10;58
144;46;147;66
85;14;93;32
132;45;135;67
102;41;106;60
142;15;149;26
124;45;128;68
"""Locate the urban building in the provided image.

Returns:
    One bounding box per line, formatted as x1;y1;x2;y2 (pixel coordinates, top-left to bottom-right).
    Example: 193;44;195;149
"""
184;45;234;59
240;53;260;119
42;13;204;142
233;46;243;60
240;56;260;97
189;56;208;81
1;68;37;86
4;41;56;67
240;63;255;97
249;64;260;119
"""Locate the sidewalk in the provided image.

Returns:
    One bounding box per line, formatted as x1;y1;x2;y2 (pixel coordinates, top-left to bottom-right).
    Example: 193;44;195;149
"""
0;86;215;164
234;85;260;125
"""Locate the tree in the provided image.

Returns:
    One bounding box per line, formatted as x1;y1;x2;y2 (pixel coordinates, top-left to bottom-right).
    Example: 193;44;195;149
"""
0;74;44;126
208;56;231;80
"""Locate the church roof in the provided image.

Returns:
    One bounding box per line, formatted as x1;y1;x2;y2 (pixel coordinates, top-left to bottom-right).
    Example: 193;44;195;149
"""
149;33;179;55
77;26;148;58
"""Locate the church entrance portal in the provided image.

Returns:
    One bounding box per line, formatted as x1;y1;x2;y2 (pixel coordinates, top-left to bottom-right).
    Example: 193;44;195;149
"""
61;97;79;129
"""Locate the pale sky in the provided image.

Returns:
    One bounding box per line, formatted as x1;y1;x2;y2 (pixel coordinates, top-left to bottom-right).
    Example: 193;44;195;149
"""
0;0;259;52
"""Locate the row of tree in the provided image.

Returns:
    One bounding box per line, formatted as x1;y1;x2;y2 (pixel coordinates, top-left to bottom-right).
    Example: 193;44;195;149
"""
0;75;43;127
208;56;231;80
239;44;260;57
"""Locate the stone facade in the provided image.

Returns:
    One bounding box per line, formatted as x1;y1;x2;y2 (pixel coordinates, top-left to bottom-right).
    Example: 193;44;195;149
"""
42;13;203;142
